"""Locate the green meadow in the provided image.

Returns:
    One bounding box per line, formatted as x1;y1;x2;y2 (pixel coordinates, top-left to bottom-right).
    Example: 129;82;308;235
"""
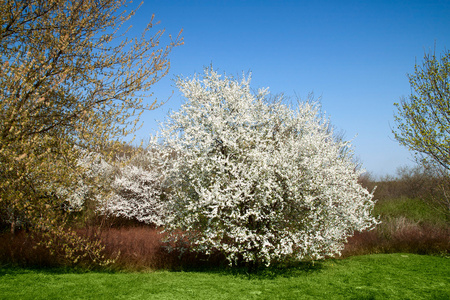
1;253;449;300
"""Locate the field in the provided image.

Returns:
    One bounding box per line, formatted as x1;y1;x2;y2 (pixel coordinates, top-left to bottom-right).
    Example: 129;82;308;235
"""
1;254;449;300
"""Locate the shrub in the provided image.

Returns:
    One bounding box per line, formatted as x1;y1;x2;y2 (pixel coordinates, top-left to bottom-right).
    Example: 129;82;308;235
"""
150;68;378;267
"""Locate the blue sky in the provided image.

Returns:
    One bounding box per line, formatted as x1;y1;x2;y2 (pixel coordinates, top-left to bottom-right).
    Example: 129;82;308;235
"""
127;0;450;178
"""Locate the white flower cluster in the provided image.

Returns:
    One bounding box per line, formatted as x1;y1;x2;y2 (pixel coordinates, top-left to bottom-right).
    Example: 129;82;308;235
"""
149;68;378;266
63;149;167;226
101;153;167;226
55;149;115;211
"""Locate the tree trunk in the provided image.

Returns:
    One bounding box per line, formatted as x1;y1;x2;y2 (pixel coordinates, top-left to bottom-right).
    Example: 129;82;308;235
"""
10;219;15;235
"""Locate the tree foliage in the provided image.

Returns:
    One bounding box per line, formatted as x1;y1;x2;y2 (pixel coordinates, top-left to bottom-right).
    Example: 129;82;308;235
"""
0;0;182;264
150;68;378;267
393;49;450;171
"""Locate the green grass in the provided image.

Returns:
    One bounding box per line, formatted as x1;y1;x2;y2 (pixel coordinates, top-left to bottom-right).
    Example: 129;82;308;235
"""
1;254;449;299
374;196;448;226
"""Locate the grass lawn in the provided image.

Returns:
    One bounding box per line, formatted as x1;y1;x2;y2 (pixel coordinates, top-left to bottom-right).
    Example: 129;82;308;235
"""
0;253;449;299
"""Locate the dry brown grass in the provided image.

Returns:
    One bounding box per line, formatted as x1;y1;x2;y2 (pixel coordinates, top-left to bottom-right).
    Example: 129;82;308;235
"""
99;226;228;271
1;219;448;271
0;231;57;268
342;218;450;258
97;226;169;271
0;225;227;271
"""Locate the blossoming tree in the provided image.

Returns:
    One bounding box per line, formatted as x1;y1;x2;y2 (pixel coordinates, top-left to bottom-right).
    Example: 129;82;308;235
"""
62;147;167;227
150;68;378;267
101;151;168;227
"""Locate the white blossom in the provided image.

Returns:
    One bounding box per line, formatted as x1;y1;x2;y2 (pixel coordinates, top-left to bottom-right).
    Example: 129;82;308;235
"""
152;68;378;266
60;147;167;227
101;151;168;226
54;148;115;211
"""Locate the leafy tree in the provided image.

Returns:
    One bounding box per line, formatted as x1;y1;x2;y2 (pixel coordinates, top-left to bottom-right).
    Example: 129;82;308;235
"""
393;49;450;215
0;0;182;265
152;68;378;268
393;49;450;171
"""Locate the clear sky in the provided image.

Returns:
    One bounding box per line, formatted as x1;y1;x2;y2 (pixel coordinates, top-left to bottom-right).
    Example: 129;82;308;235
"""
127;0;450;178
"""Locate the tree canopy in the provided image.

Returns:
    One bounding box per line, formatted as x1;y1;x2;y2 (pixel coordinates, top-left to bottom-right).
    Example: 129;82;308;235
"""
0;0;182;264
393;49;450;172
149;68;377;267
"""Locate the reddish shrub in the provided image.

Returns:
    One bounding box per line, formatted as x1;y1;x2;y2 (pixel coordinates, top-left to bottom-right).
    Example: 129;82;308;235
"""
342;220;449;258
1;220;448;270
94;226;227;271
0;231;58;267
